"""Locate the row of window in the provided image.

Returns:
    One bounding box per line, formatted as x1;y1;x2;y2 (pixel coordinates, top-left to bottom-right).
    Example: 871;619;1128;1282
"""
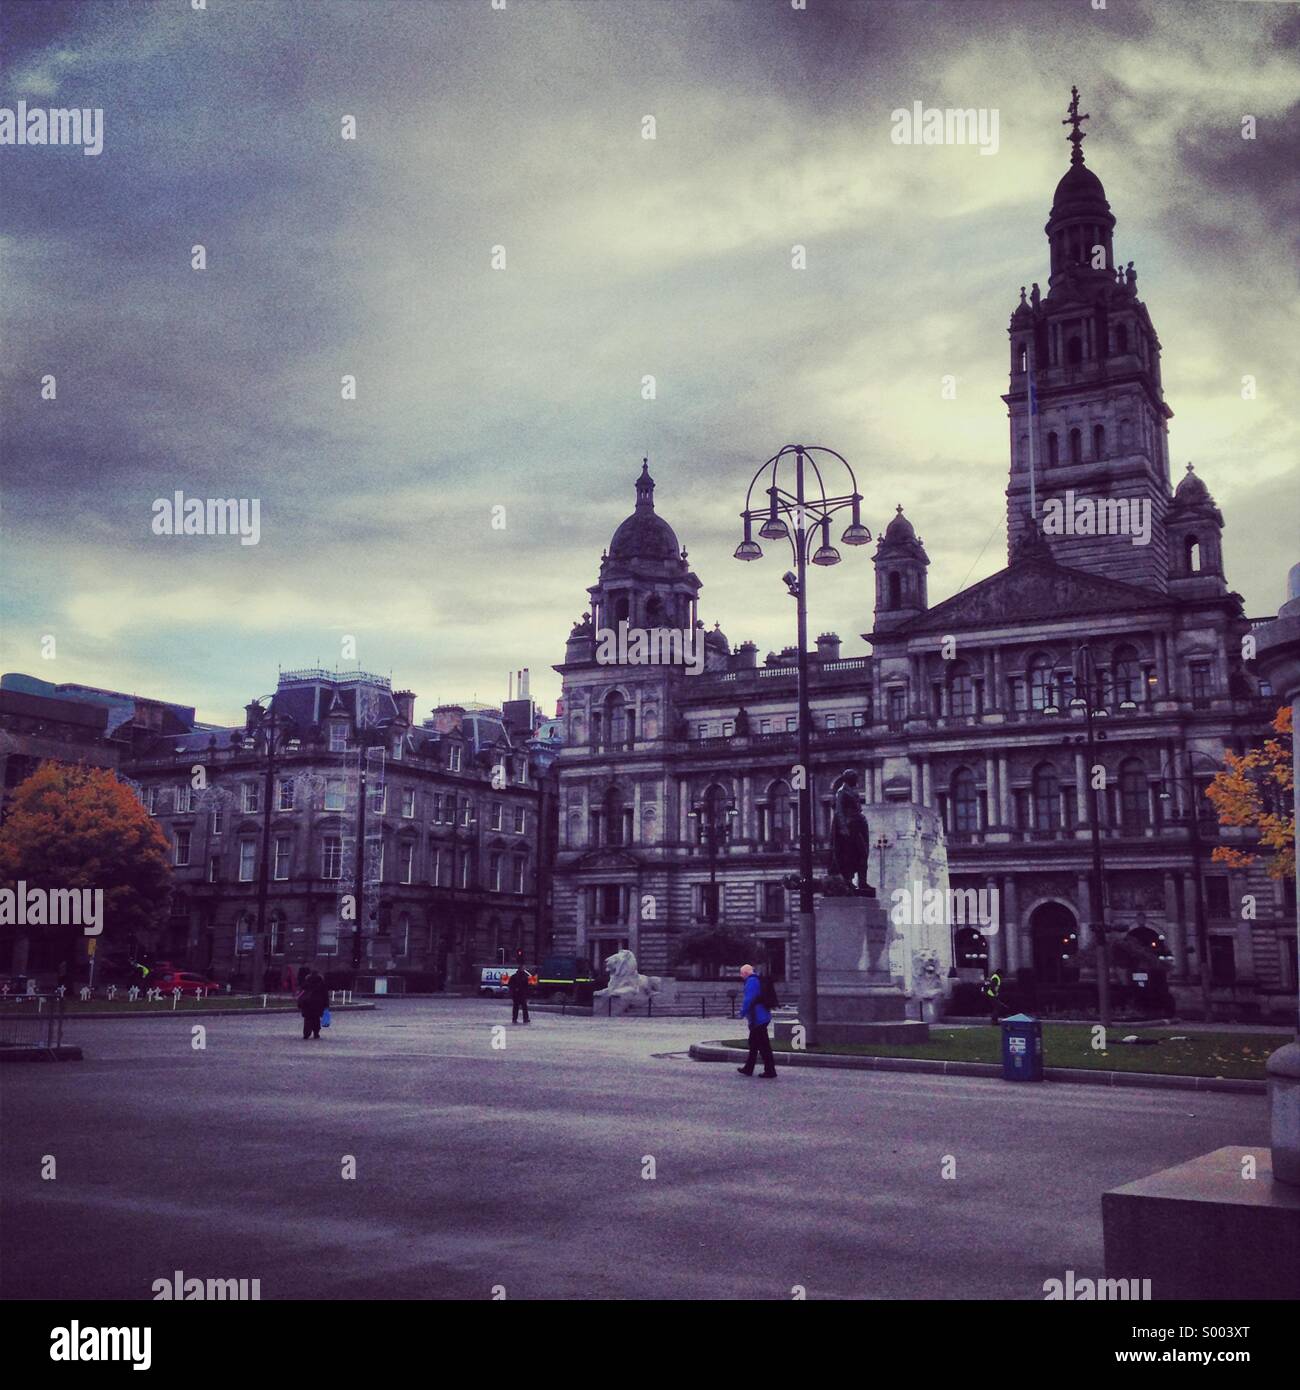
145;783;527;833
583;882;788;924
177;833;529;893
694;711;870;739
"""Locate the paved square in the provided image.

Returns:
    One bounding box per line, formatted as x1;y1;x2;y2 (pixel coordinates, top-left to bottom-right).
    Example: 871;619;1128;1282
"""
1;999;1267;1300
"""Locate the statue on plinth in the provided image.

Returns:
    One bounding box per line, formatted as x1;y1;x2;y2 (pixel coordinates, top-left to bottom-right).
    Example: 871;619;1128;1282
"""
828;769;875;897
593;949;658;1015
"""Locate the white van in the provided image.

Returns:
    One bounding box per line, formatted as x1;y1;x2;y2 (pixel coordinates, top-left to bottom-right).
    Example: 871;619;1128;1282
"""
478;965;511;998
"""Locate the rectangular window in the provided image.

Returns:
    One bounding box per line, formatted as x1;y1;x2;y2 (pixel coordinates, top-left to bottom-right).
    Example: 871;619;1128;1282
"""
329;724;348;752
461;798;473;827
1190;662;1213;708
695;883;720;923
400;841;414;885
145;786;159;815
238;840;256;882
273;835;291;881
852;710;865;728
449;744;462;772
242;782;261;814
318;915;339;955
517;760;527;784
322;837;342;880
324;779;345;812
697;723;709;739
1204;877;1231;918
210;804;222;835
173;830;191;867
208;855;220;884
430;845;445;886
762;882;786;921
786;716;797;733
401;788;416;819
391;741;403;762
490;852;502;892
175;785;191;814
277;778;295;811
512;806;525;835
1208;935;1236;986
270;915;284;956
491;803;503;832
826;713;838;731
887;689;906;729
371;784;387;814
1009;678;1028;713
760;717;771;734
512;855;525;895
458;852;471;889
722;720;735;737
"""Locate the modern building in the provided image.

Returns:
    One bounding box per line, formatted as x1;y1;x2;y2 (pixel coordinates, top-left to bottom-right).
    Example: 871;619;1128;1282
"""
549;97;1292;1018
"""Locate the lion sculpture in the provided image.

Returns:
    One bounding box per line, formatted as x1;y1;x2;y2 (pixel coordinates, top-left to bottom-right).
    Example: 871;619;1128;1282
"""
593;949;658;1015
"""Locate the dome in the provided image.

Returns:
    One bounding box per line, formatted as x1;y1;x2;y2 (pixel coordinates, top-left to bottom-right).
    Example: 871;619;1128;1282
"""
704;622;729;653
608;461;682;562
1172;462;1213;509
884;505;916;542
1050;161;1110;215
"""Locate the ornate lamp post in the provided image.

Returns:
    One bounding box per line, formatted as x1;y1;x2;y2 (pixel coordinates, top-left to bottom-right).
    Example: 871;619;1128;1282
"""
734;444;872;1046
688;793;738;926
1156;748;1222;1022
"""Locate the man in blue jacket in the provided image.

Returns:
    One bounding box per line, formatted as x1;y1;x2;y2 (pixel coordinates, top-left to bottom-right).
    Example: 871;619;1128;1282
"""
737;963;777;1078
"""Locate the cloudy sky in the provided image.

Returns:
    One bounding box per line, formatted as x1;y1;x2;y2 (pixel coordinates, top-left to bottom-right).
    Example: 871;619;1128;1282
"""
2;0;1296;725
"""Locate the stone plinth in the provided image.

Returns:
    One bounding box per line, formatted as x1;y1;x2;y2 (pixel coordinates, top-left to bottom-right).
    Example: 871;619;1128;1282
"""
813;896;926;1041
1102;1146;1300;1299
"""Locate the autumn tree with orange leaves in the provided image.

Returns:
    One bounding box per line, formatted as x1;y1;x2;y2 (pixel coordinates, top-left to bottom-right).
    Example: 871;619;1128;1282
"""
1205;706;1295;881
0;763;172;979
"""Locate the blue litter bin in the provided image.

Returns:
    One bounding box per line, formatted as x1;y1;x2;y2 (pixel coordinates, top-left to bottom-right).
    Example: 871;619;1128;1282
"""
1000;1013;1043;1082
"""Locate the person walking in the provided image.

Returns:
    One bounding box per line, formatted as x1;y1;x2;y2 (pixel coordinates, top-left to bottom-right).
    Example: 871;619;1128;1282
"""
736;963;777;1078
298;968;328;1040
508;952;531;1025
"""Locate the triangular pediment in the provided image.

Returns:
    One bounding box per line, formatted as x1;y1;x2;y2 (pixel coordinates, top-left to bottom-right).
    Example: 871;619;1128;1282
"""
573;848;642;871
898;559;1169;635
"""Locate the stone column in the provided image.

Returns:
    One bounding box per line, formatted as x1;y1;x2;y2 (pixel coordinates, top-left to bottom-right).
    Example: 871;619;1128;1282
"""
1076;873;1093;952
632;781;642;845
1155;631;1169;698
1074;750;1088;827
921;758;933;808
998;755;1011;828
873;763;884;803
985;756;998;827
911;760;922;803
1003;875;1019;973
987;876;1004;971
1163;871;1187;978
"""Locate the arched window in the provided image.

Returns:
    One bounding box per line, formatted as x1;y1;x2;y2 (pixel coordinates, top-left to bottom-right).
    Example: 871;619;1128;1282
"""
887;571;902;609
612;595;630;623
951;767;979;834
396;912;411;957
1069;428;1082;465
1067;336;1083;366
1016;343;1027;373
1029;654;1054;711
1185;535;1201;574
1115;323;1128;354
1047;432;1059;467
603;689;628;749
1092;424;1105;460
1033;762;1060;830
949;661;976;717
1112;644;1140;706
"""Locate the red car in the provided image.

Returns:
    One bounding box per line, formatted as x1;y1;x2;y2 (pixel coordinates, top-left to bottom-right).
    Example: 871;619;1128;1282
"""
148;970;221;997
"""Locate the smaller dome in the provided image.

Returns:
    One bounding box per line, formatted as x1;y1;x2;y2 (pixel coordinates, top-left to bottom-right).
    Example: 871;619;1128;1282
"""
1172;462;1212;508
704;621;729;653
884;505;916;542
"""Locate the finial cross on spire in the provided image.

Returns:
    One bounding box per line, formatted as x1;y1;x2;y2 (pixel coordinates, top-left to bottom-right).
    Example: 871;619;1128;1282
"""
1063;84;1090;165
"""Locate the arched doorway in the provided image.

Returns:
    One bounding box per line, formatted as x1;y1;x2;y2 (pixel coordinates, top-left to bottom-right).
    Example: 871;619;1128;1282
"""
954;926;989;972
1030;901;1079;984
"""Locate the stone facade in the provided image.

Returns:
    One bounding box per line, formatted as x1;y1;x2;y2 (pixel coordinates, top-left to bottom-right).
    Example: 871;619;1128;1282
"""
549;103;1294;1019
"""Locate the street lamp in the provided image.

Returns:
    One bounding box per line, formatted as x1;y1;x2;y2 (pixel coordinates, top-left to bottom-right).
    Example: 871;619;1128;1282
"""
1045;644;1115;1026
734;443;872;1047
243;691;293;996
688;794;738;926
1157;748;1223;1022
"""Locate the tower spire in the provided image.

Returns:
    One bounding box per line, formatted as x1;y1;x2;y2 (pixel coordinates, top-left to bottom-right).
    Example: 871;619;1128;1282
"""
1063;84;1090;165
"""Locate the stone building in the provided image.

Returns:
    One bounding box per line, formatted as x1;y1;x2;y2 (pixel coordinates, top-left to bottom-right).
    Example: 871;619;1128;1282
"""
122;669;556;990
549;99;1293;1018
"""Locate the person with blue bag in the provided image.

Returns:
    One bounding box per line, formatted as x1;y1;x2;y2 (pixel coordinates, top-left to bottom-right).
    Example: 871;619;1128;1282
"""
297;968;328;1040
736;963;777;1078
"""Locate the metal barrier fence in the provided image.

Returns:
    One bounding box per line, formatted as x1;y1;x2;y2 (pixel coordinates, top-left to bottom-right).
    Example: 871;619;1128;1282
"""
0;994;66;1052
594;992;740;1019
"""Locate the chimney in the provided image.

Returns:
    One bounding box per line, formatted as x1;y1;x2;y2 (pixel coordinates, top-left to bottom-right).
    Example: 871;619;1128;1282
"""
393;690;416;724
520;668;531;699
735;640;758;670
508;672;514;701
816;632;841;663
